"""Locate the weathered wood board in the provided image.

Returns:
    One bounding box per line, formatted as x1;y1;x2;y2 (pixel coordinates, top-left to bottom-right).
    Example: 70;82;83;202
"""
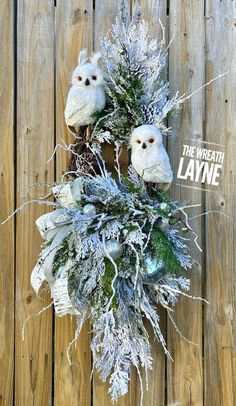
204;1;236;405
93;2;135;405
0;1;235;405
134;2;167;405
15;1;54;405
167;2;205;405
0;1;14;405
54;1;93;405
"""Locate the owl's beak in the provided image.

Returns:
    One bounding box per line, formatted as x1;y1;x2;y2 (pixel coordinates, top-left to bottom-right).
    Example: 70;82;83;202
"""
85;78;90;86
142;142;147;149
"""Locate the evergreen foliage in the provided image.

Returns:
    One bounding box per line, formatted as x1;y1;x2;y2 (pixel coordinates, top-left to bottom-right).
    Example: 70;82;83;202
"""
92;0;184;145
28;2;203;404
148;227;183;275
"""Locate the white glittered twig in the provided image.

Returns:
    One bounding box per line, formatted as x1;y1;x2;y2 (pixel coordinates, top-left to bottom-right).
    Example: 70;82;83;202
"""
167;309;198;347
66;313;87;365
161;284;209;304
22;301;53;341
102;233;119;312
180;208;202;253
188;210;229;221
1;193;54;225
114;142;122;183
180;71;229;103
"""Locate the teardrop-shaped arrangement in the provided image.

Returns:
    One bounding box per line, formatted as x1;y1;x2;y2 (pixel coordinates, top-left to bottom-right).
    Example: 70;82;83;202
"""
22;2;208;404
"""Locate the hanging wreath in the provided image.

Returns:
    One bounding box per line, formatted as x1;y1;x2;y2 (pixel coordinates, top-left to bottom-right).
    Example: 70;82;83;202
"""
3;1;227;404
32;146;199;401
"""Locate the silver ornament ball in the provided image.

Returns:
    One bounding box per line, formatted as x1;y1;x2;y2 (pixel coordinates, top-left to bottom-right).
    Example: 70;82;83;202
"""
83;204;96;216
105;239;123;260
143;257;165;285
156;217;169;232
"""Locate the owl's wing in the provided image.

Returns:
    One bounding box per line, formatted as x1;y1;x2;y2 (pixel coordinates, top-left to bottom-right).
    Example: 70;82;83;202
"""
157;147;173;181
65;101;91;126
65;89;86;120
143;146;173;183
64;88;91;126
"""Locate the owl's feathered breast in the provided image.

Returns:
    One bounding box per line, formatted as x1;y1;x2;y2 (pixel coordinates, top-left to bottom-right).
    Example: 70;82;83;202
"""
131;146;173;183
65;86;105;127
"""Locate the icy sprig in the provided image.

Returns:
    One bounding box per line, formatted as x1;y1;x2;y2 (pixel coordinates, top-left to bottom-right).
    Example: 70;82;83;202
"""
18;144;207;405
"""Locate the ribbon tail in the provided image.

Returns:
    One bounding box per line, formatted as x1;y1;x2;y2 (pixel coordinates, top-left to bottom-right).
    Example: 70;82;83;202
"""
31;261;45;295
53;260;80;317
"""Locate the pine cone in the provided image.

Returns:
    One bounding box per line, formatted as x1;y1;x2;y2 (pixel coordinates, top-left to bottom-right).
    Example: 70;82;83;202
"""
69;144;99;175
130;63;146;78
142;105;156;124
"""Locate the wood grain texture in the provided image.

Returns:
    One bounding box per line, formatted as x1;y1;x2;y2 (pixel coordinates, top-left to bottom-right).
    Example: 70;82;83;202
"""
204;1;236;405
54;2;93;405
135;0;166;38
94;0;125;175
0;1;14;405
1;1;235;405
167;1;204;405
133;1;167;405
54;318;91;406
15;1;54;405
56;0;93;176
93;2;135;405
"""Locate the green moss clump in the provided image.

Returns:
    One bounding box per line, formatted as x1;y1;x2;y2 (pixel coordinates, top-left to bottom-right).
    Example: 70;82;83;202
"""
102;258;119;308
149;227;183;275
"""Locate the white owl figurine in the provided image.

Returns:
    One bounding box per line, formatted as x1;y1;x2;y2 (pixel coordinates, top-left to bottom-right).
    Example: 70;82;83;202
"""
130;125;173;189
65;49;106;131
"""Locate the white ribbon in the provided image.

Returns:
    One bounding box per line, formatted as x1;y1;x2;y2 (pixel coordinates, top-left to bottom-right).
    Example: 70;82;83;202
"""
72;177;84;202
52;183;74;208
43;226;71;296
32;177;83;299
35;209;65;241
53;260;80;317
31;260;46;295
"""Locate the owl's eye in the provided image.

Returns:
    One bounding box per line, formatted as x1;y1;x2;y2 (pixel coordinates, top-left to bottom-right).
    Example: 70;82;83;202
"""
92;75;97;80
77;76;83;81
136;140;141;144
149;138;154;143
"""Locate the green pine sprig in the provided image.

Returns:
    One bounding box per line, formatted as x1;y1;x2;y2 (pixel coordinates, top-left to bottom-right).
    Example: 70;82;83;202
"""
148;227;183;275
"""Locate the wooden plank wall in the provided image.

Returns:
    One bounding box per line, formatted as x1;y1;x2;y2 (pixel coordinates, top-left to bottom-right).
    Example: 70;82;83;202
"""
167;2;204;405
204;1;236;405
0;1;235;405
0;1;14;405
136;2;167;406
54;2;92;405
15;1;54;405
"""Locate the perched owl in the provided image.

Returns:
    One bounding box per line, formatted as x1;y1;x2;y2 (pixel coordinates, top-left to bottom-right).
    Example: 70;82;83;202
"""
130;125;173;189
65;50;106;131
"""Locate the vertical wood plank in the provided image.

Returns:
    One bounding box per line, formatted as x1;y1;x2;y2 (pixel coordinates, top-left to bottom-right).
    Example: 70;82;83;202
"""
137;0;167;38
94;0;128;174
54;2;93;405
167;1;204;405
205;1;236;405
15;1;54;405
133;1;167;405
93;1;167;405
0;1;14;405
56;0;93;175
93;2;134;404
